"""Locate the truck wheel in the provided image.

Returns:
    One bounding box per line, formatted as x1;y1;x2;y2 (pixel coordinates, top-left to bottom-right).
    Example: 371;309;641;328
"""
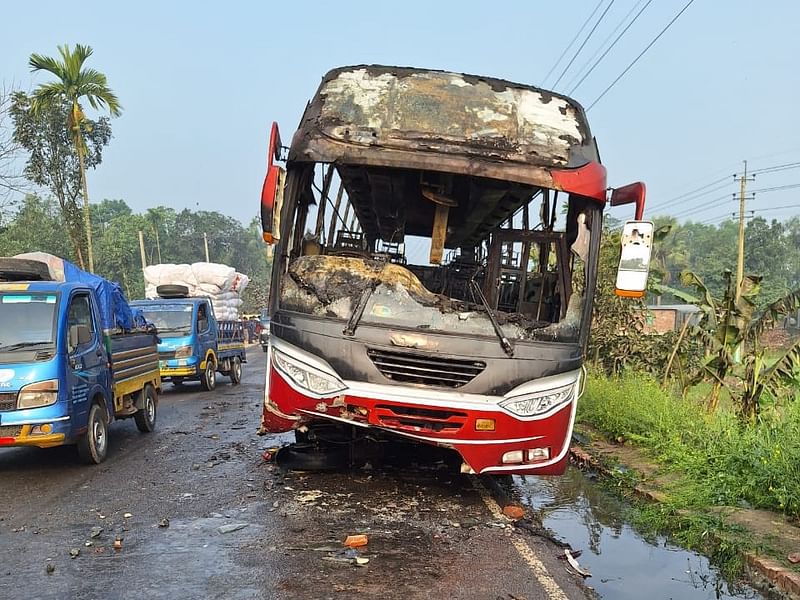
201;359;217;391
77;403;109;464
134;385;157;433
229;357;242;385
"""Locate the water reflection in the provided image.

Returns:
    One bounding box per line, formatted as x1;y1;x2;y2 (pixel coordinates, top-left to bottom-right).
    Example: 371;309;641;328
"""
513;467;762;600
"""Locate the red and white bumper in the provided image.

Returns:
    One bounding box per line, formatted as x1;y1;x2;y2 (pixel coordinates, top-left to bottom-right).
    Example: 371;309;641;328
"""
261;339;582;475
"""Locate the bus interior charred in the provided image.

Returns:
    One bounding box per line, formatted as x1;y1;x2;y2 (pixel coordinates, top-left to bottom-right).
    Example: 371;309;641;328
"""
277;162;601;354
270;67;606;362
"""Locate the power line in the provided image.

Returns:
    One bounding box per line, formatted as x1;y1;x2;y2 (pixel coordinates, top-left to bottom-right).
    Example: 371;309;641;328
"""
647;179;734;213
667;193;739;220
569;0;654;95
541;0;605;87
651;161;800;215
646;175;733;213
587;0;696;111
751;162;800;176
750;183;800;194
552;0;616;89
565;0;647;92
753;203;800;213
756;204;800;212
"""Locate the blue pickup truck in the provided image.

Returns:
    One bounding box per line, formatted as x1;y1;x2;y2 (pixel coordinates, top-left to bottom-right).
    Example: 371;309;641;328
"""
131;289;246;390
0;257;161;464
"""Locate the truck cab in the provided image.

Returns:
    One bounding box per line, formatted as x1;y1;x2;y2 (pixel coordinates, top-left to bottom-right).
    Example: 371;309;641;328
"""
132;296;246;390
0;280;160;463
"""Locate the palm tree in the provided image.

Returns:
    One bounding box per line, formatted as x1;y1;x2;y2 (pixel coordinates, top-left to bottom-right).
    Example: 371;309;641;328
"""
29;44;121;272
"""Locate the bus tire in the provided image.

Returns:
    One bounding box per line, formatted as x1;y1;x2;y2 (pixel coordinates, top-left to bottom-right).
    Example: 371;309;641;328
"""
134;385;157;433
229;357;242;385
201;358;217;391
77;402;109;464
275;443;349;472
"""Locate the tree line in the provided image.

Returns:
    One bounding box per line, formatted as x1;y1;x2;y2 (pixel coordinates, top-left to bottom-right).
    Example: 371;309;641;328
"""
648;214;800;307
0;44;271;311
0;195;272;310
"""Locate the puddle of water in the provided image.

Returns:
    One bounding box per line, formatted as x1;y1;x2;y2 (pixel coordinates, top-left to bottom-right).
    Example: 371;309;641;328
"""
514;467;763;600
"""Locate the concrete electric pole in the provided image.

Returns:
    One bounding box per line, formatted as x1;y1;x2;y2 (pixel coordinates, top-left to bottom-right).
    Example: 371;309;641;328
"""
734;161;755;300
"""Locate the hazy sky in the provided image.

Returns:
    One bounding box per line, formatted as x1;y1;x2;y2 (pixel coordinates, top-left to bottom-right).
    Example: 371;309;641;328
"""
2;0;798;227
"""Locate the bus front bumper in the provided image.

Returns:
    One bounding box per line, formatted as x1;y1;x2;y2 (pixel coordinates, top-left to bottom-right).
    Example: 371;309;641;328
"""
261;359;580;476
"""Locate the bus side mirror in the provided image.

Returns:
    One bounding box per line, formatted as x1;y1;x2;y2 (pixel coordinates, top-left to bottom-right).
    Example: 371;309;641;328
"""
615;220;654;298
610;182;646;220
260;122;285;245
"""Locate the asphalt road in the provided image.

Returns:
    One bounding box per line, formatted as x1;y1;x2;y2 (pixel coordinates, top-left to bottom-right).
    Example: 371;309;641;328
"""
0;349;591;600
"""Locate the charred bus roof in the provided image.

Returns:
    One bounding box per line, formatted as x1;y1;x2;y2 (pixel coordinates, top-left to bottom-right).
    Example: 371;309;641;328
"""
289;65;603;195
282;65;607;248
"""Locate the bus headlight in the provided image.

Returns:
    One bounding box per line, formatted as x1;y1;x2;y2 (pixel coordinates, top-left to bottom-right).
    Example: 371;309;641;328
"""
174;346;193;359
17;379;59;409
501;383;574;417
272;349;345;396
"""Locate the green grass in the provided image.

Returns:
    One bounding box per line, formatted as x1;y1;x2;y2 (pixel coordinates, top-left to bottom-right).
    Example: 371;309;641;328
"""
577;373;800;577
579;373;800;517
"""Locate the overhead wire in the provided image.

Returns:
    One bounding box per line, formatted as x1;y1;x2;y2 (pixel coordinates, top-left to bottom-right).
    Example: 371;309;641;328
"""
541;0;605;87
750;183;800;194
751;162;800;176
564;0;647;92
650;161;800;216
646;179;734;213
552;0;616;89
586;0;696;110
569;0;654;95
667;193;737;220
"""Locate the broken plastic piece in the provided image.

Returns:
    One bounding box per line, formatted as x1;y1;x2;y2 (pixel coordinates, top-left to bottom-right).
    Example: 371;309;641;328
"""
565;549;591;578
343;534;368;548
502;505;525;520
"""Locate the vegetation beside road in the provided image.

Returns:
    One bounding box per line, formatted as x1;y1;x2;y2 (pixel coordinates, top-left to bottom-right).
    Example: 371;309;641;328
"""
576;372;800;578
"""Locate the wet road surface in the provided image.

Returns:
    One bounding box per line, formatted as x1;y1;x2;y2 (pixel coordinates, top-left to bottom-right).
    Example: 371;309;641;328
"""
0;349;591;600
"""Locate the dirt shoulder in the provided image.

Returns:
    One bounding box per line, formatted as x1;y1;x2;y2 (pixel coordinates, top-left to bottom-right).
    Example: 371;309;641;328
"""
570;425;800;599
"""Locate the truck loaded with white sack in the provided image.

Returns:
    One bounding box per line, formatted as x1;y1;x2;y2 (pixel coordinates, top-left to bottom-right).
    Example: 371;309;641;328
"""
130;263;248;390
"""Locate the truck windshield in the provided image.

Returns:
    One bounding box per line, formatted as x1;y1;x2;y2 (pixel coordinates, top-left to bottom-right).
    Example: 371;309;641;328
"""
0;293;57;360
140;305;193;337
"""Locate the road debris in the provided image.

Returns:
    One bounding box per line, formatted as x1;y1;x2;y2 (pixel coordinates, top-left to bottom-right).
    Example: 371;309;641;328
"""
322;548;370;567
262;447;280;461
217;523;249;534
113;536;123;551
90;526;103;538
123;512;133;519
158;518;170;528
297;490;324;504
45;562;55;575
502;505;525;520
789;552;800;564
69;548;80;559
564;549;591;578
343;534;369;548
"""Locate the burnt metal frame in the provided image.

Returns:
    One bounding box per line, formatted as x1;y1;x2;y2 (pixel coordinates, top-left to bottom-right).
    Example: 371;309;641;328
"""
484;229;571;320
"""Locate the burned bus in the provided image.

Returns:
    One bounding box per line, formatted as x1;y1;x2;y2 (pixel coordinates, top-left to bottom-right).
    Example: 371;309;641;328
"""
258;65;650;475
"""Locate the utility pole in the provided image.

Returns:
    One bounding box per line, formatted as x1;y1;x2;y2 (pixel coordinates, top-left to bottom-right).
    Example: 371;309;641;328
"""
203;232;210;262
138;230;147;271
734;161;755;300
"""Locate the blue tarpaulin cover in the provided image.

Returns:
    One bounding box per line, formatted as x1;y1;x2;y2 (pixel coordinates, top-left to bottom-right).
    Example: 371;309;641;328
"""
61;260;139;331
14;252;145;332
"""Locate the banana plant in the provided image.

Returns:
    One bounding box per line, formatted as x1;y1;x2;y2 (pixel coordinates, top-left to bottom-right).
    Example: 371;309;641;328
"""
656;272;800;418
